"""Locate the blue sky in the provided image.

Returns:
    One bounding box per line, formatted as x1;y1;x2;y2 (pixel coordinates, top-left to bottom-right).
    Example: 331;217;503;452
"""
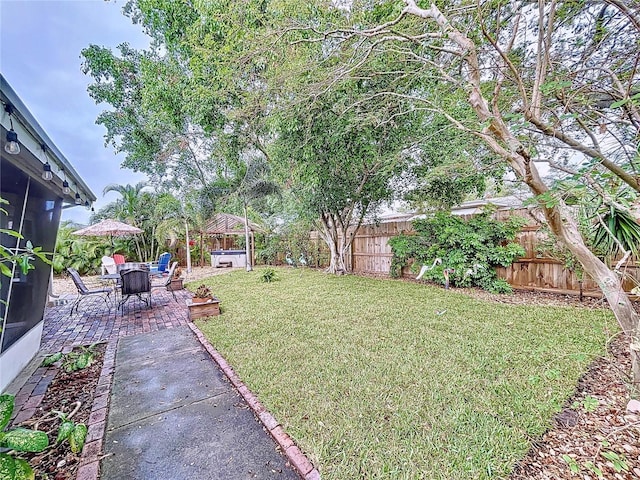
1;0;150;224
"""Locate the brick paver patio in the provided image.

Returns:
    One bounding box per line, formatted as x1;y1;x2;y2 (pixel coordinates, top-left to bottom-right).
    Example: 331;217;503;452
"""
41;288;192;353
10;286;192;427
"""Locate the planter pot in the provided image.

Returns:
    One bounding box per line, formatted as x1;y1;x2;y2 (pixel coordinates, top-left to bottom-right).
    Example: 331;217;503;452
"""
168;278;184;291
191;297;209;304
187;297;220;320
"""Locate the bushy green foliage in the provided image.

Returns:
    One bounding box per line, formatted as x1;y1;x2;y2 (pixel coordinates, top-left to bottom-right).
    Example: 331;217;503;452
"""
256;222;325;267
52;222;131;275
388;210;525;293
53;411;87;454
0;394;49;480
260;267;278;283
42;344;98;373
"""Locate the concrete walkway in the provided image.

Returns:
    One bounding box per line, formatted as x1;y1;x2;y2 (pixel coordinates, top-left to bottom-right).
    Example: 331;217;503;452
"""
100;325;300;480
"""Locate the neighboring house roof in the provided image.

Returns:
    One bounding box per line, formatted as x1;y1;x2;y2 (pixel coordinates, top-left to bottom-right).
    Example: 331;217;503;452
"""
1;74;96;205
448;195;526;216
368;195;528;225
204;213;265;234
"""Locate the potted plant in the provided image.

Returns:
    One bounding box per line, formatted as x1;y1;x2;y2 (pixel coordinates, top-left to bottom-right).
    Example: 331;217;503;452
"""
168;266;184;291
188;284;220;320
192;284;213;304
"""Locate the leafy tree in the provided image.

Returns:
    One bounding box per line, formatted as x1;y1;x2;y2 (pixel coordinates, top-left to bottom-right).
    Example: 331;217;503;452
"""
227;157;280;272
287;0;640;392
81;44;216;192
95;183;182;262
272;83;417;273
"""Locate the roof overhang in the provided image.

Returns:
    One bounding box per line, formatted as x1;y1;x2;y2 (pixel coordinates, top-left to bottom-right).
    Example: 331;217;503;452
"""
1;74;96;206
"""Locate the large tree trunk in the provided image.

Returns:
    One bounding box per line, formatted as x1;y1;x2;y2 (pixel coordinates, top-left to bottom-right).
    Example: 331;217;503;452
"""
404;0;640;393
540;198;640;394
318;212;357;274
325;234;347;274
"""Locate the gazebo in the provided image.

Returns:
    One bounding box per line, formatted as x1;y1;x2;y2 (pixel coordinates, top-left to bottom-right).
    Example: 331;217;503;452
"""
203;213;265;268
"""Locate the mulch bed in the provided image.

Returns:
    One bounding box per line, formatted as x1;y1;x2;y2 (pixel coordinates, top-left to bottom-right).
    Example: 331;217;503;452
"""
511;333;639;479
12;343;106;480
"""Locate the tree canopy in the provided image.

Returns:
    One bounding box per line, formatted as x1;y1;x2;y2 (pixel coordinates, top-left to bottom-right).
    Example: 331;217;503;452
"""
82;0;640;389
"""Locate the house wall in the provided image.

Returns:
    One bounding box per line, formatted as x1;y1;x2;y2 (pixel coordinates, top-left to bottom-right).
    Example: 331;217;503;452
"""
1;75;93;393
0;321;43;392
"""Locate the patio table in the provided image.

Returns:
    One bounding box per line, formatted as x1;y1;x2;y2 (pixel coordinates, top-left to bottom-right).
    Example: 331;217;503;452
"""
116;262;164;277
99;273;122;307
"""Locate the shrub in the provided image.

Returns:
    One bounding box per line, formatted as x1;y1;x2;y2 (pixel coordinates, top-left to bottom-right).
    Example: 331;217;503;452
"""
260;267;278;283
0;394;49;478
388;209;526;292
194;284;213;299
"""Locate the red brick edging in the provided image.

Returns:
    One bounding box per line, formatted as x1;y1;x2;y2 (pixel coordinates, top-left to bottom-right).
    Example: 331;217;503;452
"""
75;341;117;480
187;322;321;480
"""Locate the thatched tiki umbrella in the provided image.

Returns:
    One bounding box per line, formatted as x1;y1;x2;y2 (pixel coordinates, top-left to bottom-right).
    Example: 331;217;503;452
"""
73;219;143;248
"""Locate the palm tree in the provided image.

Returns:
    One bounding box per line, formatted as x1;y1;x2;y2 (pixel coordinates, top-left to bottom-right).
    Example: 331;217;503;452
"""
232;158;280;272
101;182;152;260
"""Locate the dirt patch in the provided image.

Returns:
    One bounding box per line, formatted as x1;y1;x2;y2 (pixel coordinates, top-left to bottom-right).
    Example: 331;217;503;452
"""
12;344;105;480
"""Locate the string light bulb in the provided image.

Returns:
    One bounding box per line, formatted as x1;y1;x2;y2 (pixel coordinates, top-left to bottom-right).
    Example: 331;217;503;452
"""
4;129;20;155
4;104;20;155
40;145;53;181
61;169;71;194
42;162;53;181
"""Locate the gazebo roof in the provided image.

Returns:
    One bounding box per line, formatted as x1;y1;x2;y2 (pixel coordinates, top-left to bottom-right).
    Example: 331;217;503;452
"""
204;213;264;235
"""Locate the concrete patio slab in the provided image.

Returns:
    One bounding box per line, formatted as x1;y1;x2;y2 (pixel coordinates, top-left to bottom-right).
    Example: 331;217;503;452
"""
108;332;229;428
101;325;300;480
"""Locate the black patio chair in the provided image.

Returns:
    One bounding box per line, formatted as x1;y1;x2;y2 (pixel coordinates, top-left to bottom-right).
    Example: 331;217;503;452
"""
67;268;113;315
151;261;178;302
118;268;151;312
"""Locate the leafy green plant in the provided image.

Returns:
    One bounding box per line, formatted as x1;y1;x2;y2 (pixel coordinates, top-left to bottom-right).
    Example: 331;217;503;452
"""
584;461;603;477
52;412;88;455
592;206;640;259
388;209;526;293
601;451;629;473
42;345;97;372
1;197;52;330
260;267;278;283
1;198;52;275
571;395;599;413
561;454;579;474
194;284;213;299
41;352;63;367
52;221;114;275
0;394;49;480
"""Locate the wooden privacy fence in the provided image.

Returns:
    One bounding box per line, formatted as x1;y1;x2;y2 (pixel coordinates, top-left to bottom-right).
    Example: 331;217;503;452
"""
349;209;640;296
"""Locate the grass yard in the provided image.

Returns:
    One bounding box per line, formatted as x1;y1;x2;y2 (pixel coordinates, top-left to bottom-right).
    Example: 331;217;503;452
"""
192;268;614;480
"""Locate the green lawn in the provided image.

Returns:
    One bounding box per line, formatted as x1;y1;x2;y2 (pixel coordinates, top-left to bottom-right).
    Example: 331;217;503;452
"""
192;268;613;480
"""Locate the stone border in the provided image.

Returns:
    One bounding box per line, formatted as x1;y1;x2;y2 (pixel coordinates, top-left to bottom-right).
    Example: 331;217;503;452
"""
75;340;117;480
187;322;321;480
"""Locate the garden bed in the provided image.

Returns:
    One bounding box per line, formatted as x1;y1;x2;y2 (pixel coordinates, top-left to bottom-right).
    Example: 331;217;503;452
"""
511;334;639;479
11;343;106;480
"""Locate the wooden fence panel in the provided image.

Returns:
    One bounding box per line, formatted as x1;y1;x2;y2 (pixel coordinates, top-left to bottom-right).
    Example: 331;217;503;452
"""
350;213;640;296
